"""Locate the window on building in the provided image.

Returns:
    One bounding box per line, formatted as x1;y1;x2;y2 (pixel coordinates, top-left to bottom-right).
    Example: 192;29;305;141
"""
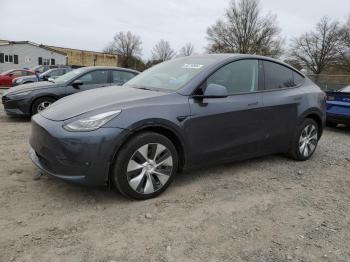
9;55;13;63
50;58;55;65
14;55;18;64
5;55;9;63
38;57;43;65
0;53;4;63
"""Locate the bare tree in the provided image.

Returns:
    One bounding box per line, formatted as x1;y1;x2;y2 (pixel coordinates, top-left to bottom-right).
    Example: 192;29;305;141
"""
206;0;283;57
342;16;350;46
103;31;142;68
151;40;175;62
289;17;343;74
338;16;350;72
179;43;195;56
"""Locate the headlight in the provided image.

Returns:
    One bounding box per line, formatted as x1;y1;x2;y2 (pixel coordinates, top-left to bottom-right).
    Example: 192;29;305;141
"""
11;91;32;97
63;110;121;132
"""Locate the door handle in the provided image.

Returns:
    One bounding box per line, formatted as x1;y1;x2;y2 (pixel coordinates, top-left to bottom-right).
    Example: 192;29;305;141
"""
248;101;259;106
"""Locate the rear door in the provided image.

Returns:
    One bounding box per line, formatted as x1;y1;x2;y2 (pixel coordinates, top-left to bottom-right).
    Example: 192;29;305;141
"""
260;60;304;153
66;69;110;95
188;59;265;166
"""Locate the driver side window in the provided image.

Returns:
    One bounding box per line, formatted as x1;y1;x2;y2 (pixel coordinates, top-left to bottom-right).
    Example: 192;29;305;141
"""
77;70;109;84
207;59;258;94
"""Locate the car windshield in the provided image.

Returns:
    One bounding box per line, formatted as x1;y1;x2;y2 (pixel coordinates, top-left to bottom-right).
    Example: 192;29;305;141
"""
341;85;350;92
124;56;219;92
53;68;87;84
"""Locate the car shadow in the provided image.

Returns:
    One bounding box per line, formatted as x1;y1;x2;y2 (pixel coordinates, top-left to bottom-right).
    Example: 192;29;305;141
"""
33;153;289;204
325;125;350;135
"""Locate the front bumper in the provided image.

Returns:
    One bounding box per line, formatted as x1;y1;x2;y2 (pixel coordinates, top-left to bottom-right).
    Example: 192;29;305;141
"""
29;113;130;186
2;95;31;117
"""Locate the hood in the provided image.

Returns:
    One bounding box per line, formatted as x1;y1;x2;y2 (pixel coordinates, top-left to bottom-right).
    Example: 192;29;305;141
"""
8;81;56;94
40;86;167;121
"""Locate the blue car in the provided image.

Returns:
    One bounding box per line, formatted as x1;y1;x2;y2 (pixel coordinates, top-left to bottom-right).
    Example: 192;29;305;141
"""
326;85;350;127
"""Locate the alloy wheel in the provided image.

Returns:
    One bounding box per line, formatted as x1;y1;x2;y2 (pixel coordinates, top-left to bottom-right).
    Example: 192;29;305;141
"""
299;124;318;157
126;143;173;194
37;101;52;112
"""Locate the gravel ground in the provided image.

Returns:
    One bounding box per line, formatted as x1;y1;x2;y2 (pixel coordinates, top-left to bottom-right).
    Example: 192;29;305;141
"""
1;91;350;262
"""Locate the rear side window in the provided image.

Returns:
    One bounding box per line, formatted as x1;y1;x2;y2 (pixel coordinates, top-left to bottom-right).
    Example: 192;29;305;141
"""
207;59;258;94
293;71;304;86
112;71;136;85
264;61;294;90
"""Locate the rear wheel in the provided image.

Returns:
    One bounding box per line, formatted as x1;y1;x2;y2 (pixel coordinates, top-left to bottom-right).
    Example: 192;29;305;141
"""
289;118;319;161
112;132;178;200
31;97;56;115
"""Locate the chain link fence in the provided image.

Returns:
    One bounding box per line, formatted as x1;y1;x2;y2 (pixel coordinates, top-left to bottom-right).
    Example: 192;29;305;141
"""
308;74;350;91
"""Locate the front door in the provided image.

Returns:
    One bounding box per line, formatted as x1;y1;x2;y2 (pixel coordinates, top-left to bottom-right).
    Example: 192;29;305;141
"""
187;59;265;167
66;69;110;95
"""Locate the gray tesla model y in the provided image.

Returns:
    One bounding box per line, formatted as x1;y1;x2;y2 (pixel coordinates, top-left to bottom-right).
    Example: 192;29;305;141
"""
29;54;326;199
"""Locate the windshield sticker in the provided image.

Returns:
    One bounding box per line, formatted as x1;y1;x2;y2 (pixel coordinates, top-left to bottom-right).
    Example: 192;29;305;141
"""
181;64;204;69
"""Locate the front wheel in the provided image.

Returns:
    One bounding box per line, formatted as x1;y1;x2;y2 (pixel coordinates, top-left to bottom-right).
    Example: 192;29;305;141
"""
31;97;56;115
112;132;178;200
289;118;319;161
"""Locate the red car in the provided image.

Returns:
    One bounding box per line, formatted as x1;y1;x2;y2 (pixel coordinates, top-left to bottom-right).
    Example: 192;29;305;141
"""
0;69;35;88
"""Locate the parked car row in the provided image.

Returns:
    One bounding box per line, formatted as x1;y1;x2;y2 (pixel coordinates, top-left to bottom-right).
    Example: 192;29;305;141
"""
12;67;73;86
2;66;139;116
0;65;73;88
4;54;349;200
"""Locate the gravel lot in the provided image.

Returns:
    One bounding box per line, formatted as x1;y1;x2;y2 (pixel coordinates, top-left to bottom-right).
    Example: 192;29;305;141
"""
1;91;350;262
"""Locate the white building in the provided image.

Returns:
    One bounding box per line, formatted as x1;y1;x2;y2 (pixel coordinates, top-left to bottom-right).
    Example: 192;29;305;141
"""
0;40;67;73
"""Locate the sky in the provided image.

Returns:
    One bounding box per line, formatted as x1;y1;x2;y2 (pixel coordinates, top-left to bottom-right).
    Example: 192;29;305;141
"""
0;0;349;59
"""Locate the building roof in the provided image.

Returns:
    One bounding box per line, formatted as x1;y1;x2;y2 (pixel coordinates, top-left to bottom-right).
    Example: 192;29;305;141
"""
0;39;67;56
45;45;117;57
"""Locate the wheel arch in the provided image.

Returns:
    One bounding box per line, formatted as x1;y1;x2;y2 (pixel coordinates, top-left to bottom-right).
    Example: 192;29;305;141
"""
30;95;58;115
108;122;187;187
300;108;325;139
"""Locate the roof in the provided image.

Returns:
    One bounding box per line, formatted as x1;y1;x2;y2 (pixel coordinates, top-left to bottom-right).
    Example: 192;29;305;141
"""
45;45;117;57
181;53;303;75
79;66;139;74
0;39;67;55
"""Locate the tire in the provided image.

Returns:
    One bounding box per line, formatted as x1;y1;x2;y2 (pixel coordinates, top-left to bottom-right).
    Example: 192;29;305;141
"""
31;97;56;115
326;121;338;128
289;118;319;161
112;132;178;200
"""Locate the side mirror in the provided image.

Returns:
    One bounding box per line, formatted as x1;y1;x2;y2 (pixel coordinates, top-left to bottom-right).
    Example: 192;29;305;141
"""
193;84;228;99
8;73;13;77
72;79;83;88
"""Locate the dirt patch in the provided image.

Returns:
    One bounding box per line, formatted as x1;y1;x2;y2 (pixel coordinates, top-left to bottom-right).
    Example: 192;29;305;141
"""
1;92;350;261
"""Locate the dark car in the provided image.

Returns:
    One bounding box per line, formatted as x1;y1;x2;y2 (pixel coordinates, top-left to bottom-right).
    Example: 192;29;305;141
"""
2;66;139;116
0;69;35;88
29;54;326;200
12;67;73;86
325;85;350;127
